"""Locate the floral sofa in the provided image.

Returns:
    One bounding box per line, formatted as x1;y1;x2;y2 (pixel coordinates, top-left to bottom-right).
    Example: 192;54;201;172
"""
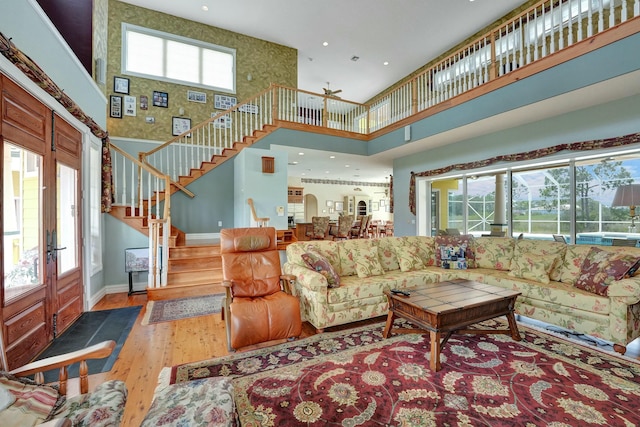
283;236;640;354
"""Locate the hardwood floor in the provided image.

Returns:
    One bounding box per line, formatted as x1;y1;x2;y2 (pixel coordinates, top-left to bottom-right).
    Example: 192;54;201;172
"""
90;292;319;426
87;292;640;427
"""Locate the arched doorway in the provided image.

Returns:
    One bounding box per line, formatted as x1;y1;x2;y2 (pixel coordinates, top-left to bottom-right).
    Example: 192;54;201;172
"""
304;194;318;222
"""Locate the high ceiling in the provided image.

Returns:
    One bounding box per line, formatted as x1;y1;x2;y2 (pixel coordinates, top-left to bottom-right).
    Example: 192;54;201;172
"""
117;0;528;182
115;1;640;185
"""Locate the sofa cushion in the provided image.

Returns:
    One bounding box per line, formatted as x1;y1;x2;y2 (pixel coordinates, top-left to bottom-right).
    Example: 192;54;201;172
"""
574;247;640;296
481;270;611;315
400;236;436;266
394;244;425;272
377;237;401;272
474;237;514;270
339;239;377;276
513;239;567;281
355;244;385;278
287;240;341;273
435;235;476;268
55;380;127;427
558;244;594;285
0;371;64;427
508;251;560;284
141;377;236;427
302;248;341;288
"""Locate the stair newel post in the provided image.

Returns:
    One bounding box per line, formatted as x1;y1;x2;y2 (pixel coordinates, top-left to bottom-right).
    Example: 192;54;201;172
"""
137;153;144;216
162;174;170;286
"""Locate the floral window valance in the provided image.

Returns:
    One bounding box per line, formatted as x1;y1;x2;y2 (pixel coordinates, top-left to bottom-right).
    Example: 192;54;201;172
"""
0;32;114;212
409;132;640;215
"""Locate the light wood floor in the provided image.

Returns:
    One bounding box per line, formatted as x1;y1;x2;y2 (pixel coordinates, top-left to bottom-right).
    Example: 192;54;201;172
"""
86;292;640;427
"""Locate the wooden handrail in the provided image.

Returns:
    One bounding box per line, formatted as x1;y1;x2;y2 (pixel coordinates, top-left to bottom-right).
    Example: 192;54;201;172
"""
11;340;115;395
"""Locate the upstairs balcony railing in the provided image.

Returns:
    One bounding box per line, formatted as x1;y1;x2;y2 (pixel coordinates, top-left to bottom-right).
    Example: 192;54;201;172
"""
125;0;639;289
139;0;639;186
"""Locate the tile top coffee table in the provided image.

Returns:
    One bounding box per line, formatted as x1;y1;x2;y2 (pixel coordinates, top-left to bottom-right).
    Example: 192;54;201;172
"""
383;278;521;372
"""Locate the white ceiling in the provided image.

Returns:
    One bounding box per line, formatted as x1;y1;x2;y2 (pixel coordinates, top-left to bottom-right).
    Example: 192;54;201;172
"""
116;0;639;183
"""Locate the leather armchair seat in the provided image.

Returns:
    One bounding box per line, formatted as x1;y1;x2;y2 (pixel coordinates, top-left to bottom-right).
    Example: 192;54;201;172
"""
221;227;302;351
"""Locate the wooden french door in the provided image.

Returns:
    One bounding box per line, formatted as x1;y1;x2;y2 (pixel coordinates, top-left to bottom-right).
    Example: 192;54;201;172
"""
1;75;83;370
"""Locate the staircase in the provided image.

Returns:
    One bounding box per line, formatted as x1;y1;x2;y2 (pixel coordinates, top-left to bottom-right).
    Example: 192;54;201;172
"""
147;243;225;300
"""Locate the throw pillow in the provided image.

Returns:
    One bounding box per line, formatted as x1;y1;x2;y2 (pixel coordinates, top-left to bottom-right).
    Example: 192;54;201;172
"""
301;248;341;288
508;252;559;284
0;372;64;426
435;235;476;268
574;247;640;296
394;244;425;272
355;245;385;278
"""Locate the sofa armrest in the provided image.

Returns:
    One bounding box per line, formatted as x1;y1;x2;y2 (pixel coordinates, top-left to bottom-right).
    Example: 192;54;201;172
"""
607;277;640;303
282;263;329;292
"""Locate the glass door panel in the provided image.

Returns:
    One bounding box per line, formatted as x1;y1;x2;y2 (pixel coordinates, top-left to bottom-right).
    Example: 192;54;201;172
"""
2;143;43;303
56;163;77;275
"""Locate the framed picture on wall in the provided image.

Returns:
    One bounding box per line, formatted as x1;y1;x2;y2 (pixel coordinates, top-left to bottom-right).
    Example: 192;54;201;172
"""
172;117;191;136
109;95;122;118
114;76;129;94
372;202;379;211
153;91;169;108
335;201;343;211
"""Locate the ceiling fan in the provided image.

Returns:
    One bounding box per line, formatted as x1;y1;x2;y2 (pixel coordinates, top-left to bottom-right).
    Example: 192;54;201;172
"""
323;82;342;98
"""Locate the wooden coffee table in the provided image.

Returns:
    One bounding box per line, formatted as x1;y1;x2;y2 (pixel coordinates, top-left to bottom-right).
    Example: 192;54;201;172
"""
383;278;521;372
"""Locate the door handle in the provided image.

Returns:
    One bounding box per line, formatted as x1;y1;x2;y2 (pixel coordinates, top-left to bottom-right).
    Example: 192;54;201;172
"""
46;230;67;263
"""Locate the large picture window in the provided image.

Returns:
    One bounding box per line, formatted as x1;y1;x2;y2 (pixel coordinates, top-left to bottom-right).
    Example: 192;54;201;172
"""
121;23;236;93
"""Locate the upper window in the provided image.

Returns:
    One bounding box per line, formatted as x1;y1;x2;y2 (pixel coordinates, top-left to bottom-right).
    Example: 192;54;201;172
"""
121;23;236;93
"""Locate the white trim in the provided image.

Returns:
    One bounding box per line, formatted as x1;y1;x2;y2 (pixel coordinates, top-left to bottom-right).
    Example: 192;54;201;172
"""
121;22;237;93
110;136;165;146
186;232;221;240
25;0;107;102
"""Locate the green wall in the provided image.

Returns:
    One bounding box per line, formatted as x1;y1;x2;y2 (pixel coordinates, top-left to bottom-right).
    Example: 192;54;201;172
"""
106;0;297;142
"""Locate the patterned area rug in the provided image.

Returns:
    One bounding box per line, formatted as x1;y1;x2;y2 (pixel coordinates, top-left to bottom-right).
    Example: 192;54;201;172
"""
141;294;223;325
159;319;640;426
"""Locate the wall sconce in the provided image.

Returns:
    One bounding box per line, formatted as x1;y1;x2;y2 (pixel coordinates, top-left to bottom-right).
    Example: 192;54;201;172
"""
612;184;640;232
247;73;253;81
178;107;185;116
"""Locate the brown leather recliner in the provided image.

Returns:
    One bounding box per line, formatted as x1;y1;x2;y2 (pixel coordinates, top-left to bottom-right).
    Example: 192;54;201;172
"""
220;227;302;351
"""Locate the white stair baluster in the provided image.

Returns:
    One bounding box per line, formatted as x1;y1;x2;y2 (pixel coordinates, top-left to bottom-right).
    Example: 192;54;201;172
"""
622;0;628;22
577;0;583;41
587;0;593;37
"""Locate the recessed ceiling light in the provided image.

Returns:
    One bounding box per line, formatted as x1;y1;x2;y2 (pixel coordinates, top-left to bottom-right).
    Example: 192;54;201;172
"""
298;152;304;156
201;5;209;11
345;164;350;168
325;171;330;174
329;155;335;159
292;161;298;164
383;61;389;66
322;41;329;46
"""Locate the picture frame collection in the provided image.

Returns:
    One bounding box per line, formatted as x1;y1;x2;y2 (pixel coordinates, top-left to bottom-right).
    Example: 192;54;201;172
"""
111;76;240;135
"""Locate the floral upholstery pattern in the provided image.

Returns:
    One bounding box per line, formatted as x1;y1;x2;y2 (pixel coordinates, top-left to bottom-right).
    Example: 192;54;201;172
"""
141;377;236;427
394;244;425;272
354;244;385;278
283;236;640;350
574;247;640;296
54;380;127;427
508;251;560;284
335;214;354;238
513;239;566;281
376;237;400;272
473;237;514;270
301;248;340;288
309;216;330;239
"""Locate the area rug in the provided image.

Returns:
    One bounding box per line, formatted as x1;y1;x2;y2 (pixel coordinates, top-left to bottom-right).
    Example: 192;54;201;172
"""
36;305;141;382
159;318;640;426
141;294;224;325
